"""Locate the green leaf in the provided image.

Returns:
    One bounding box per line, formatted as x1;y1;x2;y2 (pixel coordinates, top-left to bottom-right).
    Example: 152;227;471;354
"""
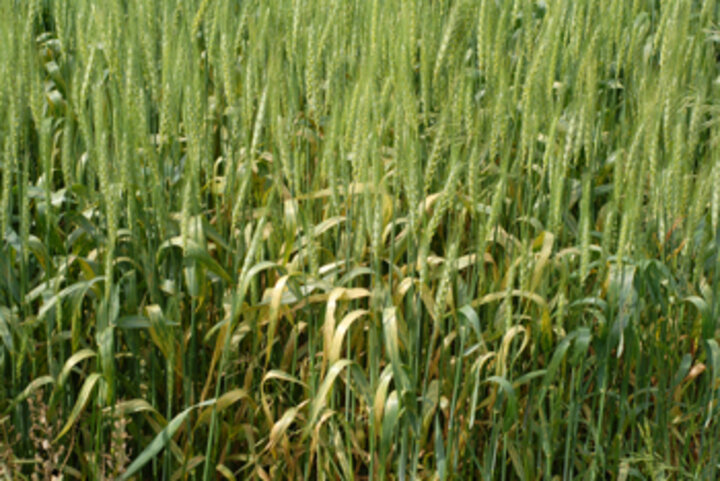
119;399;216;481
27;235;53;272
195;388;251;427
104;399;161;419
434;414;447;480
485;375;518;432
381;390;401;458
459;304;482;339
0;307;14;354
304;360;353;438
55;372;102;441
513;369;547;389
55;348;96;389
185;241;232;284
38;276;105;320
238;261;279;300
382;307;410;393
115;315;151;329
10;376;55;411
704;339;720;428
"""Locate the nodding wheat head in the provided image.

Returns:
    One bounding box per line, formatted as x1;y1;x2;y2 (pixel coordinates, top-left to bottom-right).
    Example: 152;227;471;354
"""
422;113;448;197
420;160;461;287
432;1;461;87
306;26;320;118
549;116;575;233
579;172;591;283
476;0;490;73
713;157;720;237
220;33;236;106
191;0;213;40
434;230;460;320
0;102;15;236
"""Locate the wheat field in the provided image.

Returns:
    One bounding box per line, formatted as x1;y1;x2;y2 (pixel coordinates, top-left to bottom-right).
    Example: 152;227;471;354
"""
1;0;720;479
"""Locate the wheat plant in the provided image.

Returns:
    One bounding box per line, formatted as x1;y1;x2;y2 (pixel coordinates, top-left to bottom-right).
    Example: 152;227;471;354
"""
1;0;720;479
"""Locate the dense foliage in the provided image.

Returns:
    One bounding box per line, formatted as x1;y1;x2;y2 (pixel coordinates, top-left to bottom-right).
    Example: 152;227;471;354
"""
1;0;720;479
